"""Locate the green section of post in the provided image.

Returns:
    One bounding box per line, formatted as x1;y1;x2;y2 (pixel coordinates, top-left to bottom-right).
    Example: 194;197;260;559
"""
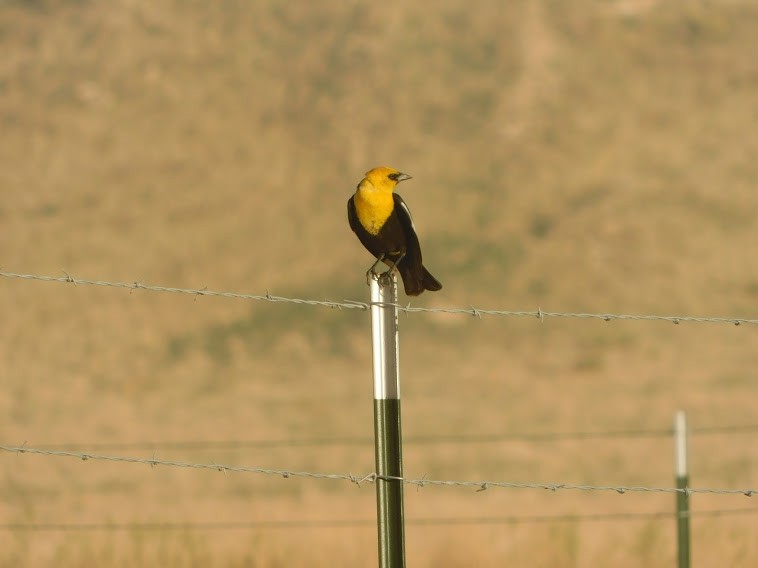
370;272;406;568
374;398;405;567
674;410;690;568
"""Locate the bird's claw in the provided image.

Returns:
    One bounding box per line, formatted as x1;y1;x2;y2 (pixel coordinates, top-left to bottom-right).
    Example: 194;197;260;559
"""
365;268;377;287
378;269;394;287
365;267;395;287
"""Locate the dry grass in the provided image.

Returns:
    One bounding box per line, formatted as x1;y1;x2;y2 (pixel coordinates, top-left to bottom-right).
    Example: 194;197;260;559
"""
2;0;758;565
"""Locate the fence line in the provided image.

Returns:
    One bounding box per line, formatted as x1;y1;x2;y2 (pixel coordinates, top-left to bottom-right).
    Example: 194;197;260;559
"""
2;270;756;326
3;508;758;533
2;445;755;497
26;423;758;452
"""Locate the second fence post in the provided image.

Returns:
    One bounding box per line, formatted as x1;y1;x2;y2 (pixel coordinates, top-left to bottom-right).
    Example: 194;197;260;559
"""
370;272;406;568
674;410;690;568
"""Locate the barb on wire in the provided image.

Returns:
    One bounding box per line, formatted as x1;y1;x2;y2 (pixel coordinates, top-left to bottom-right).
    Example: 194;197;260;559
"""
2;508;758;532
2;445;755;497
1;270;756;326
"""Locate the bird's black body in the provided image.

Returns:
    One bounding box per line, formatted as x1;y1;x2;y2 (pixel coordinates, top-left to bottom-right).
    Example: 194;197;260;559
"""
348;192;442;296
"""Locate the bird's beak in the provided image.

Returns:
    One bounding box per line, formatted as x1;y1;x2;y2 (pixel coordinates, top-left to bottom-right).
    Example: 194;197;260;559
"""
396;173;412;182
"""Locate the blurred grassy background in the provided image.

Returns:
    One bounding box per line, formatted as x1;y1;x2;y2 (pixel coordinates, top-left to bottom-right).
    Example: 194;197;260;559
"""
1;0;757;566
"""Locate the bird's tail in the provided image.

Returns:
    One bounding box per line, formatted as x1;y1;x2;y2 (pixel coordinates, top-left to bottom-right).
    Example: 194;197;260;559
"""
422;266;442;293
399;264;442;296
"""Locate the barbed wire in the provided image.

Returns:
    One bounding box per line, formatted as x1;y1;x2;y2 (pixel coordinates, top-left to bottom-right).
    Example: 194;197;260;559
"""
27;423;758;452
2;445;755;497
3;508;758;532
2;270;756;326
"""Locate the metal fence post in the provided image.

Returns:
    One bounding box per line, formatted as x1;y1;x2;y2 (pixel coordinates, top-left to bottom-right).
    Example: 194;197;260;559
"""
370;272;406;568
674;410;690;568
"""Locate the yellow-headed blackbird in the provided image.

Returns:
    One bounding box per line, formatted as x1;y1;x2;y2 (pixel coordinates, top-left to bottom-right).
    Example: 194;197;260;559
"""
347;166;442;296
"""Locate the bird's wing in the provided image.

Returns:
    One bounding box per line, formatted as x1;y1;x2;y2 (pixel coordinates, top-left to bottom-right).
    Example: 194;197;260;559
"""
393;193;422;262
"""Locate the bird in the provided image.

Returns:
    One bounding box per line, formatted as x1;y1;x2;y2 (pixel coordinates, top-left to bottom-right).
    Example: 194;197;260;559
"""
347;166;442;296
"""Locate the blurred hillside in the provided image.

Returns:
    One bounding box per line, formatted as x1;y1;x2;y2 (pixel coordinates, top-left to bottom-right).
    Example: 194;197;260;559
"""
3;0;756;307
1;0;757;566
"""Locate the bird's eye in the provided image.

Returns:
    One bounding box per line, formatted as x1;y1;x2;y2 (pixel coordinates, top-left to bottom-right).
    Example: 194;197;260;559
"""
388;173;399;181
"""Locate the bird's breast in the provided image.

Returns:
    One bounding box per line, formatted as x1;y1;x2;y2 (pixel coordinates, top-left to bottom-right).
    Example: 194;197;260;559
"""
354;190;394;236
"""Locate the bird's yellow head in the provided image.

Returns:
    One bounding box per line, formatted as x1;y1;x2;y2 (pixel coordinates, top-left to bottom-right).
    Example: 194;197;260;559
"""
359;166;412;194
